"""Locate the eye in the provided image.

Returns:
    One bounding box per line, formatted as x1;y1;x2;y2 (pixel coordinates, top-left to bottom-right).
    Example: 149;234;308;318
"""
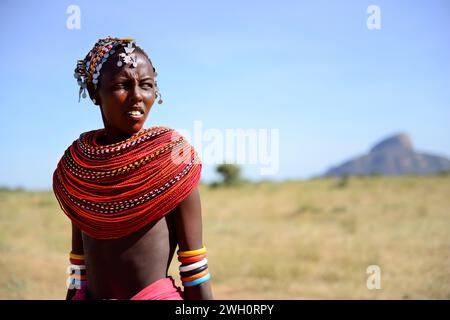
141;82;154;89
113;82;126;89
113;81;132;90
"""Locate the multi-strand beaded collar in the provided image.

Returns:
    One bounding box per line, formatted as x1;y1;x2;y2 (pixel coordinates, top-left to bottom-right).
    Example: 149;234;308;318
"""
53;126;201;239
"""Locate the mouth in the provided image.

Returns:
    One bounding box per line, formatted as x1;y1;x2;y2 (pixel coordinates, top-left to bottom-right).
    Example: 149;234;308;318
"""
124;107;145;120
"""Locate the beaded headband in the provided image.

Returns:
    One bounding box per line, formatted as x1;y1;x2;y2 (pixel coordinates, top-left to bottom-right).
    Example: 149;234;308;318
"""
74;36;162;104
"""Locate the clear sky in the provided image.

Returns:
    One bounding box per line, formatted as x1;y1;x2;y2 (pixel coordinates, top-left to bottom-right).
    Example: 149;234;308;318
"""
0;0;449;190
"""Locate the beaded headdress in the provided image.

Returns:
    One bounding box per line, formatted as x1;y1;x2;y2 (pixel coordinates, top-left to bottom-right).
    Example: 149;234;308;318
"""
74;36;162;104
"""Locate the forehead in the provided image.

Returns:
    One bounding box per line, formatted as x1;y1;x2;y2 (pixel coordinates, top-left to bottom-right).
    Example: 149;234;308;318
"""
100;52;154;81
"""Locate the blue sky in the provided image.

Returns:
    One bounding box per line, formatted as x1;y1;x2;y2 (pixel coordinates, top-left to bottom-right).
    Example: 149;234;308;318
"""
0;0;449;190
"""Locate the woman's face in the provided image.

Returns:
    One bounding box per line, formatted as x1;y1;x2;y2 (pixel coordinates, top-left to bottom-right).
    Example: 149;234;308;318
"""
95;51;156;139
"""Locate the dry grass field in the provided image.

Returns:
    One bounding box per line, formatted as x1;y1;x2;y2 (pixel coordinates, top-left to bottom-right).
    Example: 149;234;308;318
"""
0;176;449;299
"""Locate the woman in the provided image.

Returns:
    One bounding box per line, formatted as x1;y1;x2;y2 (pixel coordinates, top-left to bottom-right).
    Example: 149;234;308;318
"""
53;37;213;300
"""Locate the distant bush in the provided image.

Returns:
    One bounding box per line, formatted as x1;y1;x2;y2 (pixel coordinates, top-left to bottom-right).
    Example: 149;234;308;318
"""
0;186;24;192
336;174;350;188
368;172;383;177
213;163;243;187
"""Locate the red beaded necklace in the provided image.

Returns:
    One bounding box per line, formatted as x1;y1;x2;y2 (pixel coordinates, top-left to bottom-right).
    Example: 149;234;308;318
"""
53;126;201;239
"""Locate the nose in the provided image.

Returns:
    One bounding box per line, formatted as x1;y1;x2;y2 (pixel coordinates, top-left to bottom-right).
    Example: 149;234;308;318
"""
129;82;143;104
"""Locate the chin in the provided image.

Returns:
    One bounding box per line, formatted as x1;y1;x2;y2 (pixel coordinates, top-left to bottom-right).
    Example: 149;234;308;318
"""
118;123;143;136
129;124;144;134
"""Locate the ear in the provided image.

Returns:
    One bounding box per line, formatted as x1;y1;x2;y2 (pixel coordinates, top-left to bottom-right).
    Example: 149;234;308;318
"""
87;82;101;106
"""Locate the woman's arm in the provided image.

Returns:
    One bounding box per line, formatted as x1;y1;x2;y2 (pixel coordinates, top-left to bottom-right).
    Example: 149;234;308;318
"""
66;222;85;300
174;187;214;300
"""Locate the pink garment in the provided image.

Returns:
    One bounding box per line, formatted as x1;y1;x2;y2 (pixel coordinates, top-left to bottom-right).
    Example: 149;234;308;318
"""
72;276;184;300
72;283;89;300
131;276;184;300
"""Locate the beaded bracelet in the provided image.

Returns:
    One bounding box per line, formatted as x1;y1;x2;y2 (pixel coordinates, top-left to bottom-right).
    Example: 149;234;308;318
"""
182;273;211;287
178;253;208;264
181;268;209;282
177;246;210;287
179;264;208;277
67;252;87;289
69;264;86;271
69;252;85;260
71;274;88;280
66;271;88;289
69;258;85;265
67;278;88;288
177;245;207;258
179;258;208;272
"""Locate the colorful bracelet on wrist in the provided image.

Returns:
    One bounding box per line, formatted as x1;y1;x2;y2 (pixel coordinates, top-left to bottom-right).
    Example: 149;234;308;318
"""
177;245;211;287
180;268;209;282
177;245;207;258
67;252;87;289
179;258;208;272
69;252;85;261
178;253;207;264
179;264;208;277
182;273;211;287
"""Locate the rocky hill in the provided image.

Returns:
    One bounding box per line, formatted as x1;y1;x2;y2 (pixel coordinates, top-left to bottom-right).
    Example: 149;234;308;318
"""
325;133;450;176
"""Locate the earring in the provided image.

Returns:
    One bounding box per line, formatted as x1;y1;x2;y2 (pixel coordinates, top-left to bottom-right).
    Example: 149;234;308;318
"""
156;90;163;105
155;80;163;105
92;98;97;104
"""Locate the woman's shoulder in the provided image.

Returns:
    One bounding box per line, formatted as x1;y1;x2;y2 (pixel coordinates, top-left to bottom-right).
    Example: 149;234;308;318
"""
147;126;201;164
147;125;190;141
147;125;179;133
